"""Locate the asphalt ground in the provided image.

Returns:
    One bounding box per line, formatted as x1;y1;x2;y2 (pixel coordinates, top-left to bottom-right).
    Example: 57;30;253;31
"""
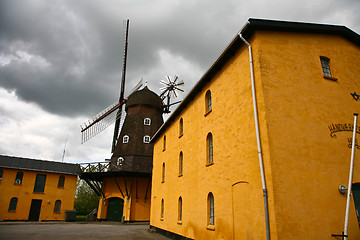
0;222;170;240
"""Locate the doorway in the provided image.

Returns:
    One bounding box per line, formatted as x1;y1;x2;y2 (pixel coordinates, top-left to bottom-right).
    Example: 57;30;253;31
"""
107;197;124;222
28;199;42;221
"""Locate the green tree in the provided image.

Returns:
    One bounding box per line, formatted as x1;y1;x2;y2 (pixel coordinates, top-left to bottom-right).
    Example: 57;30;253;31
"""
74;179;100;215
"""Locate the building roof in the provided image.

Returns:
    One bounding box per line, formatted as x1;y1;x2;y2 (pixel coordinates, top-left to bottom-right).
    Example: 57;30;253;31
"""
0;155;81;175
151;18;360;142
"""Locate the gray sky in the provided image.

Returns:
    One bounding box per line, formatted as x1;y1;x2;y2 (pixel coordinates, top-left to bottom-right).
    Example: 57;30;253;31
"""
0;0;359;163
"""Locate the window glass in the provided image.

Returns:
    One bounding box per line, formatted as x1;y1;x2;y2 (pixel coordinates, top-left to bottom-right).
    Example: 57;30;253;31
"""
33;174;47;193
179;118;183;136
144;135;151;143
178;197;182;221
163;135;166;151
208;193;215;225
123;135;129;143
206;90;212;112
117;157;124;166
54;200;61;213
320;56;332;77
14;171;23;185
162;163;165;183
207;133;214;164
8;197;18;212
57;175;65;188
161;199;164;219
144;118;151;126
179;152;183;176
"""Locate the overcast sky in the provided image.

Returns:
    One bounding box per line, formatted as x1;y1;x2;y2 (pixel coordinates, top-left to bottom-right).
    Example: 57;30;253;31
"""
0;0;359;164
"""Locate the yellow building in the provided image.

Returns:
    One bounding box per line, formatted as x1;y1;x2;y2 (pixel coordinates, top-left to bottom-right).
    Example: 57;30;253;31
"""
0;155;79;221
150;19;360;239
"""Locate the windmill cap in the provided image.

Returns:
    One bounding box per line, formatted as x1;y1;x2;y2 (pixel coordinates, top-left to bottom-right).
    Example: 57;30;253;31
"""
126;86;163;111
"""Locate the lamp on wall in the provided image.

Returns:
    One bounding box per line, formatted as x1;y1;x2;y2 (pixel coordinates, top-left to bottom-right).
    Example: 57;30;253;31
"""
47;200;51;204
339;185;347;194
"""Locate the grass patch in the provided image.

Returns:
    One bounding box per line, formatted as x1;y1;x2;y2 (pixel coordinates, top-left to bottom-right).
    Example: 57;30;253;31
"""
76;215;87;222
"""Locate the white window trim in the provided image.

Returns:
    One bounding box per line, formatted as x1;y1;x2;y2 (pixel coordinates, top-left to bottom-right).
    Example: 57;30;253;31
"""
144;118;151;126
143;135;151;143
123;135;129;143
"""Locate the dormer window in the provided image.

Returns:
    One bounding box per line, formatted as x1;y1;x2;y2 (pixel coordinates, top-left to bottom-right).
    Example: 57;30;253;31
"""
144;135;151;143
144;118;151;126
123;135;129;143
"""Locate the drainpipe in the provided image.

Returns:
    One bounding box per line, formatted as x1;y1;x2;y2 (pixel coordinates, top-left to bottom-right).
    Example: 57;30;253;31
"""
239;26;271;240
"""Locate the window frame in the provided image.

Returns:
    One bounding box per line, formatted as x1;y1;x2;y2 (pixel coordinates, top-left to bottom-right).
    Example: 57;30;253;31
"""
205;90;212;115
163;135;166;151
161;162;165;183
179;118;184;137
144;118;151;126
123;135;129;144
143;135;151;144
33;174;47;193
8;197;18;212
57;175;65;188
320;56;337;81
179;151;183;177
117;157;124;166
160;198;164;220
14;171;23;185
206;133;214;165
178;197;183;222
207;192;215;228
54;200;61;213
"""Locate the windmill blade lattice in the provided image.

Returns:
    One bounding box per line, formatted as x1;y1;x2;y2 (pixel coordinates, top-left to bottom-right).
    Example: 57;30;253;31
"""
80;101;126;144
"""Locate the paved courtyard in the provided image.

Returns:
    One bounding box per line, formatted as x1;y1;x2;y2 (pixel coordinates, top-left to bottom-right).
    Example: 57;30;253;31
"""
0;222;170;240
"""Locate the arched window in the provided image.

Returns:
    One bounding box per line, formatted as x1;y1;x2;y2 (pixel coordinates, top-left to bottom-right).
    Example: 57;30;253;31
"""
161;199;164;219
57;175;65;188
178;197;183;221
208;193;215;225
54;200;61;213
144;118;151;126
0;169;3;183
163;135;166;151
123;135;129;143
179;152;183;176
8;197;18;212
14;171;23;185
162;163;165;183
117;157;124;166
207;133;214;164
179;118;183;136
205;90;212;113
143;135;151;143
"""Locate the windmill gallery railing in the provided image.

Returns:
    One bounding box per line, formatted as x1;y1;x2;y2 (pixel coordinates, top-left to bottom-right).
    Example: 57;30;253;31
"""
80;162;110;173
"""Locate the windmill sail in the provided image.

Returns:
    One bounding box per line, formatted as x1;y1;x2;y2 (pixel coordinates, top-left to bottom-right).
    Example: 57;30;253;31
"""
112;19;130;153
81;19;130;145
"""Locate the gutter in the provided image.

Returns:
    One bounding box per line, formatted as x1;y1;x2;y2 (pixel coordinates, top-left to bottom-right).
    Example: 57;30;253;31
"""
239;22;271;240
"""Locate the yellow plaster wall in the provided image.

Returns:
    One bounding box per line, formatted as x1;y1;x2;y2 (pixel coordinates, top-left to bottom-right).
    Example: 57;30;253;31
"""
0;168;77;221
256;31;360;239
151;37;274;239
98;176;151;221
151;30;360;240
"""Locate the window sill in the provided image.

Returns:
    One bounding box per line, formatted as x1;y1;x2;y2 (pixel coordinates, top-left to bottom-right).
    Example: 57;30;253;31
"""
161;181;165;183
204;109;212;117
206;162;214;167
177;221;183;225
160;218;164;221
323;75;338;81
178;134;183;138
206;225;215;231
178;174;183;177
33;192;45;194
57;187;64;189
53;212;61;214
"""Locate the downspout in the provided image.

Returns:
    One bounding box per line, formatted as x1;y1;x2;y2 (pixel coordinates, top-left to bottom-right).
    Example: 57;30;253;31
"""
239;25;271;240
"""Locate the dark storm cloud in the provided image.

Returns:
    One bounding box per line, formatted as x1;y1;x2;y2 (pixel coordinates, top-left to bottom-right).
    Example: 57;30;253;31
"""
0;0;359;119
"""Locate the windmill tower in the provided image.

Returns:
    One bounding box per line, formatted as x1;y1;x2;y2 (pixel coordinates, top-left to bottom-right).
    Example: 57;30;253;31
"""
79;20;184;222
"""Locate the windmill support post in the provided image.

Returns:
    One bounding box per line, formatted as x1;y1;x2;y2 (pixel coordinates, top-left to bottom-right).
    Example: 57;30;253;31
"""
344;113;358;240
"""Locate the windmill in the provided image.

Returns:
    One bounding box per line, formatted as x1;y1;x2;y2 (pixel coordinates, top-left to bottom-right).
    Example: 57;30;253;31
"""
80;20;184;150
